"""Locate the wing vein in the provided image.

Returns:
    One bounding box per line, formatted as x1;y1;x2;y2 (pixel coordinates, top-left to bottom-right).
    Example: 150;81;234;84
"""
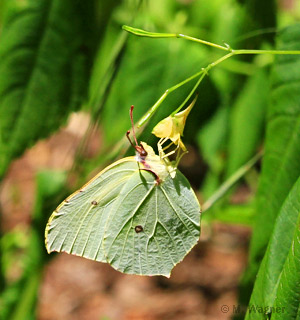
106;181;156;254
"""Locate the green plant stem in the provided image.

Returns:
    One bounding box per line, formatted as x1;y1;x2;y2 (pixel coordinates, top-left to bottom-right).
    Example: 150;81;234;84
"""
125;25;300;127
138;52;234;126
137;69;205;127
122;25;229;51
171;71;206;116
202;151;263;212
123;25;300;56
138;46;300;126
234;49;300;55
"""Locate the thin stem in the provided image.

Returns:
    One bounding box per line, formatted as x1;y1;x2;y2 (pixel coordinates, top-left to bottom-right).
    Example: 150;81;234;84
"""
139;52;237;125
137;91;168;128
172;72;206;115
129;105;139;145
202;151;263;212
123;25;229;51
123;25;300;55
122;25;175;38
208;52;235;68
138;44;299;124
128;25;300;128
172;52;235;114
233;49;300;55
176;34;229;51
137;69;204;127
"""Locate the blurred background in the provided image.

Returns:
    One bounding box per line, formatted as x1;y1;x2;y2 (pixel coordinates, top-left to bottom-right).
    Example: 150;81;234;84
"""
0;0;299;319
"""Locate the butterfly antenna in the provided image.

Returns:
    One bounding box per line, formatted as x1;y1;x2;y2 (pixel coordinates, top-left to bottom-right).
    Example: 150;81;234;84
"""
127;106;148;157
126;130;136;149
130;105;139;146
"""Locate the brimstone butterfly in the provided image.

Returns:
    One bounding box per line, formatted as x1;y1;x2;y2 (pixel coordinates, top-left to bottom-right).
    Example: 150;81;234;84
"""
45;105;201;277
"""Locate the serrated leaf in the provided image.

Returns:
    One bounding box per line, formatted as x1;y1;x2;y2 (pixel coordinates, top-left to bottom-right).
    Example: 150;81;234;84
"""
246;176;300;320
270;216;300;320
46;157;201;277
0;0;96;177
248;24;300;268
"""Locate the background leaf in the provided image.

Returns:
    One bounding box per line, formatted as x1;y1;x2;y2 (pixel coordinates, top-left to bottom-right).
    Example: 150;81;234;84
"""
241;23;300;308
249;24;300;265
0;0;97;177
271;216;300;320
226;67;268;177
246;176;300;319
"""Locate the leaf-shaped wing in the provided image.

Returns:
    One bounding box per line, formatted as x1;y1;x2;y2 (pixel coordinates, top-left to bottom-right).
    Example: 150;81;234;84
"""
45;158;201;277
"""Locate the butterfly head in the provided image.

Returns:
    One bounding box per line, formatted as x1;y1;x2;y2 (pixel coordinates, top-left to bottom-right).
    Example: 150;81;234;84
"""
126;130;148;159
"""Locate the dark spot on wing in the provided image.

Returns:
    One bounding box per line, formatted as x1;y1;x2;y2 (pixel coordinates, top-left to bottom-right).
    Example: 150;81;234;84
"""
91;200;98;205
135;225;143;233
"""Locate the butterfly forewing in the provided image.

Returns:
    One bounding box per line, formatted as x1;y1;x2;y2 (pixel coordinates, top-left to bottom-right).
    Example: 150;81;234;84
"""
45;158;139;261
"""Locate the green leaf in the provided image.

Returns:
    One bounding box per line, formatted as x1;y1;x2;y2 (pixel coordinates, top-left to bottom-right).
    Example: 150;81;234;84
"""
246;176;300;320
198;105;229;173
226;68;268;177
0;0;96;177
249;24;300;268
88;0;137;116
46;157;201;277
88;24;127;116
271;217;300;320
197;105;229;199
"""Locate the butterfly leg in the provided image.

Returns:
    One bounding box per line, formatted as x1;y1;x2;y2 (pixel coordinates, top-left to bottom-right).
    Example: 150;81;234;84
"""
161;143;180;159
174;147;188;169
157;137;170;158
162;141;175;151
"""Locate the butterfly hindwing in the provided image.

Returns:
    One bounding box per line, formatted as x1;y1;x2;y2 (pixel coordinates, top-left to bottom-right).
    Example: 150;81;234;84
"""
103;170;200;277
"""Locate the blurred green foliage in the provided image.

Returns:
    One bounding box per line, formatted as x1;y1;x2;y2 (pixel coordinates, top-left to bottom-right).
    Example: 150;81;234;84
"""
0;0;300;318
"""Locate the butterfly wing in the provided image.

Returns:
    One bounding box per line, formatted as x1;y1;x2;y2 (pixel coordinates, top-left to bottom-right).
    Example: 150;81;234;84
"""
103;169;200;277
45;157;201;277
45;157;140;262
